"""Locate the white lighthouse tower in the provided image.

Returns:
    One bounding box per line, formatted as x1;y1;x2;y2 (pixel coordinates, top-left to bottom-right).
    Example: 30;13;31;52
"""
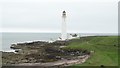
61;11;67;40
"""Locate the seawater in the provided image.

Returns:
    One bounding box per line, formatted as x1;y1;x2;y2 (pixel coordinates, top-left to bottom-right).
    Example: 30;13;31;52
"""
0;33;60;51
0;32;117;51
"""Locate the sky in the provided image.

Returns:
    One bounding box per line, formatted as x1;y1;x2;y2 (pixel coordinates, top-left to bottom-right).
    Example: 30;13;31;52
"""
0;0;119;33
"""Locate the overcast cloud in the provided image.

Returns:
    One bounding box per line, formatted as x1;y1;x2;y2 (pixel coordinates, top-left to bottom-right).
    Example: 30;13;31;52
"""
0;0;119;33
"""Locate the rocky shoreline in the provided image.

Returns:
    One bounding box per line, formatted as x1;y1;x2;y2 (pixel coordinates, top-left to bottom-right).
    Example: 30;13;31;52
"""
2;40;90;67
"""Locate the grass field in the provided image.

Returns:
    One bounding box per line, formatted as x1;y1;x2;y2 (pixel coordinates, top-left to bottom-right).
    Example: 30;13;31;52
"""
63;36;118;66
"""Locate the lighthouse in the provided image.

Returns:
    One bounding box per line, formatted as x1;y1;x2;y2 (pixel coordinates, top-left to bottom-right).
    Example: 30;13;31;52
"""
61;11;67;40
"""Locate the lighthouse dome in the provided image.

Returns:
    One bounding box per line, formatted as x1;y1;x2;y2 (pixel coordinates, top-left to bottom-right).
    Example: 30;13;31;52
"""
63;11;66;13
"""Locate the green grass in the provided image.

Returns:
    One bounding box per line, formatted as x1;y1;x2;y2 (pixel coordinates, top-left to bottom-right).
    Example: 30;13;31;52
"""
63;36;118;66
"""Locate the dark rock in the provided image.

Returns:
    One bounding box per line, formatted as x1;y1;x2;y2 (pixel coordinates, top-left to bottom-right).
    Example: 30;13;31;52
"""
3;40;90;65
100;65;104;68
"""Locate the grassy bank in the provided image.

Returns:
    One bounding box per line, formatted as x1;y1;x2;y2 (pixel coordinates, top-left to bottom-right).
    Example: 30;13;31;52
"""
63;36;118;66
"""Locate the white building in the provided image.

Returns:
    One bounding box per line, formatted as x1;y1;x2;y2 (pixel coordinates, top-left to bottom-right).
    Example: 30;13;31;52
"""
57;11;80;41
61;11;67;40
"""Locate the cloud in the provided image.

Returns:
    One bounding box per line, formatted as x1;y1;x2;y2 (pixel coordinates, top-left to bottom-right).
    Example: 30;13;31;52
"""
0;0;119;3
0;0;118;33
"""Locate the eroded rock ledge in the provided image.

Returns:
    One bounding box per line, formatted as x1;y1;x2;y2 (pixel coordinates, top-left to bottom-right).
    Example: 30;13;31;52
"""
2;40;90;67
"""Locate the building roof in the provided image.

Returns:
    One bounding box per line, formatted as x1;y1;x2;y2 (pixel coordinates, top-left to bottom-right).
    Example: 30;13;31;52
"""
63;11;66;13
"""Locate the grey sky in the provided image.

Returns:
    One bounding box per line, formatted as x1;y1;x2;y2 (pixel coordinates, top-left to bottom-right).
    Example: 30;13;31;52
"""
0;0;119;33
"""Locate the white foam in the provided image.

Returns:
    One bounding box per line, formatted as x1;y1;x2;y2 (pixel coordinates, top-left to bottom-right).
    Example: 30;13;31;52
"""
25;41;33;43
3;49;15;52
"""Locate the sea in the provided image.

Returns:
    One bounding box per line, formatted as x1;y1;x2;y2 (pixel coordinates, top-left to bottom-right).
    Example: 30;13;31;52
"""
0;32;118;52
